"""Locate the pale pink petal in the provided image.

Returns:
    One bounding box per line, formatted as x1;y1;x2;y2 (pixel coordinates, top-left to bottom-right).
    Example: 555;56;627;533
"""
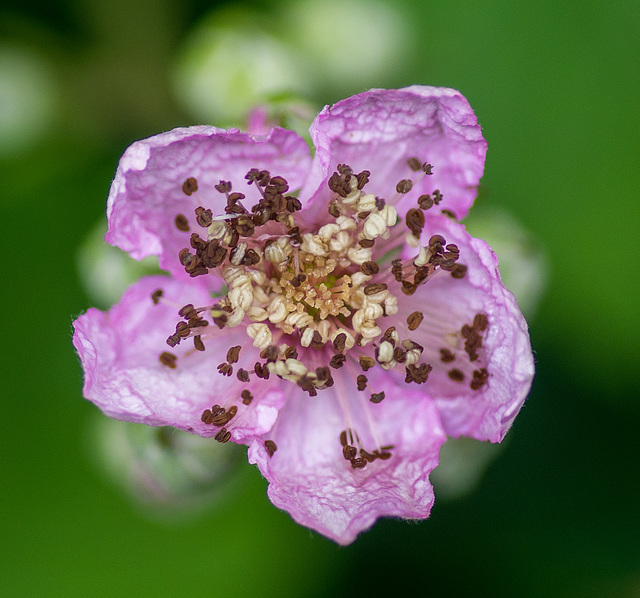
303;86;487;221
248;370;446;545
396;214;534;442
72;275;285;441
106;126;311;277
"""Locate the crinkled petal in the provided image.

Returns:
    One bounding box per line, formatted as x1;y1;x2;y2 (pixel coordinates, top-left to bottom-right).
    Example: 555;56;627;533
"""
72;275;285;442
303;86;487;221
398;214;534;442
248;370;446;545
106;126;312;277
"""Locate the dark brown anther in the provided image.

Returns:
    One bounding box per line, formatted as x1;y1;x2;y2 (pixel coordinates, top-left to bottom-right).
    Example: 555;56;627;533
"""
329;354;346;369
405;362;432;384
226;228;240;248
178;304;195;317
350;457;367;470
193;335;205;351
284;346;299;359
359;238;375;248
359;356;375;371
195;206;213;227
393;346;408;363
391;259;404;281
355;334;363;347
343;445;358;460
405;208;425;235
450;264;468;279
448;368;465;382
356;375;367;391
375;450;392;460
234;215;255;237
159;351;177;369
396;179;413;194
261;345;278;362
446;243;459;254
166;333;180;347
201;409;214;424
241;389;253;404
179;248;192;266
473;313;489;331
190;233;207;250
237;368;250;383
432;189;443;204
364;283;388;296
361;261;380;275
357;210;371;220
217;363;233;376
461;324;474;339
214;427;231;443
151;289;164;305
285;196;302;212
242;248;260;267
254;362;270;380
175;322;190;338
422;163;433;175
332;333;347;353
375;196;386;210
429;234;446;247
310;330;324;350
360;449;377;463
182;177;198;195
174;214;190;232
407;157;422;172
356;170;371;189
339;430;348;447
189;266;209;278
315;366;329;383
328;201;341;218
210;406;234;427
370;391;385;404
211;404;224;417
401;281;417;296
471;368;489;390
418;194;434;210
441;209;457;220
215;180;232;193
264;440;278;457
407;311;424;331
381;327;397;346
440;348;455;363
226;345;241;364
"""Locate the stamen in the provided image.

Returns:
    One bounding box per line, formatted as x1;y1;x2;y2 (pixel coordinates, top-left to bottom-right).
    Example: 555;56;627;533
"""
265;440;278;457
174;214;190;232
182;177;198;196
370;391;385;403
159;351;177;369
151;289;164;305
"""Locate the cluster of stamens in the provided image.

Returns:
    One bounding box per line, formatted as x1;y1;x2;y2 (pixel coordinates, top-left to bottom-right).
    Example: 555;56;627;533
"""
152;157;490;468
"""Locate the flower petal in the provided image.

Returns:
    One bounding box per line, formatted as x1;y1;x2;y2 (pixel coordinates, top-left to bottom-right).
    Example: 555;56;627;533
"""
303;86;487;220
106;126;312;277
248;371;446;545
398;214;534;442
72;275;285;442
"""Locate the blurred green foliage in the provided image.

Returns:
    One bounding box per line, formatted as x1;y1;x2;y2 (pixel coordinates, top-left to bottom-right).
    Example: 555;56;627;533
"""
1;0;639;596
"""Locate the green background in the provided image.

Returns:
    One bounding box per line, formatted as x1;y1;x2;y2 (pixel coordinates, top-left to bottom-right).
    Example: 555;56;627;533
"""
2;0;639;596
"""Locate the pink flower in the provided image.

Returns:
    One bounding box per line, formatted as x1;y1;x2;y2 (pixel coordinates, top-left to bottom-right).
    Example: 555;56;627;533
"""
73;86;534;544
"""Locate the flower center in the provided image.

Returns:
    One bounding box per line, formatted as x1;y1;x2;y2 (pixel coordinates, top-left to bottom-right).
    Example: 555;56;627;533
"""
154;160;489;467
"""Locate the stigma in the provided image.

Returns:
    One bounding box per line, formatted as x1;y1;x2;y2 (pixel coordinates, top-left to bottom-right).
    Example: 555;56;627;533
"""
153;159;490;466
